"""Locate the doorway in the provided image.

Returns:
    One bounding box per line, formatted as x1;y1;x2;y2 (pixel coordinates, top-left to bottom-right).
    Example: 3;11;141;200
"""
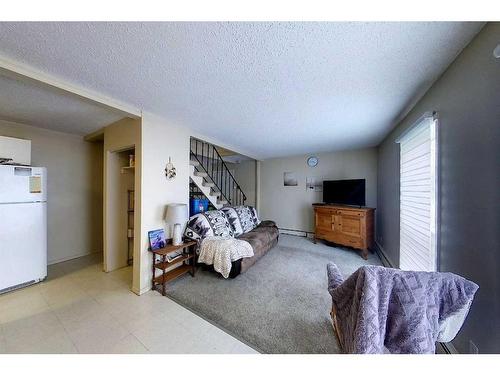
104;146;135;283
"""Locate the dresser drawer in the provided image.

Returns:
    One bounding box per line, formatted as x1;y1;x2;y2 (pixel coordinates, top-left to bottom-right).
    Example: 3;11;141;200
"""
336;209;365;217
315;208;336;216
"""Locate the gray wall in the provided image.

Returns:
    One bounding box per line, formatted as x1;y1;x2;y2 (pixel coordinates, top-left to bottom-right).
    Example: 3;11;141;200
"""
0;119;103;264
260;148;377;233
377;23;499;353
232;160;257;207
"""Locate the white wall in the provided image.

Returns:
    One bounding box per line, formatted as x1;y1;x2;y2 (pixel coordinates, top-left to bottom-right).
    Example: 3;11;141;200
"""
139;112;190;294
259;148;378;233
0;119;103;264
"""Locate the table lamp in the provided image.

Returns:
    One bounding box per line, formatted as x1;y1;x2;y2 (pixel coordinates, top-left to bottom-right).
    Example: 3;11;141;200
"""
165;203;188;246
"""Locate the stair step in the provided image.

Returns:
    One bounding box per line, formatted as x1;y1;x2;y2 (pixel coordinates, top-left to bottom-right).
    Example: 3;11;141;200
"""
202;181;215;188
217;199;228;205
209;190;220;197
193;171;208;178
190;159;200;166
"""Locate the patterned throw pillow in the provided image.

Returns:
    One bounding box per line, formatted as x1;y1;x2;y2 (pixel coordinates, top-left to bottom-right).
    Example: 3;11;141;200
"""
248;206;261;226
184;210;233;241
204;210;234;238
184;213;212;240
221;207;244;236
233;206;256;233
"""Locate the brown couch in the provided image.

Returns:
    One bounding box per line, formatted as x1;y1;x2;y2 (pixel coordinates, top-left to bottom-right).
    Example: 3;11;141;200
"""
187;206;280;278
230;220;279;277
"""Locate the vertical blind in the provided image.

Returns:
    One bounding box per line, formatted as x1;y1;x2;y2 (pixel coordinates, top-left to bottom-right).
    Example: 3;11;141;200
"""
396;114;438;272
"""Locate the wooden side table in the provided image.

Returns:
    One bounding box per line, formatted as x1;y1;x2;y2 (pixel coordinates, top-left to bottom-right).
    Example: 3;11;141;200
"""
151;240;197;295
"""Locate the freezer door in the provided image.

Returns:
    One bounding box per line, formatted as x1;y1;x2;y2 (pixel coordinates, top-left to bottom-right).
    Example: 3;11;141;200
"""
0;165;47;203
0;202;47;292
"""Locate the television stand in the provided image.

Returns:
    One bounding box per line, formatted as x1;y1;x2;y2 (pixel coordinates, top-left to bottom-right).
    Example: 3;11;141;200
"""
313;204;375;259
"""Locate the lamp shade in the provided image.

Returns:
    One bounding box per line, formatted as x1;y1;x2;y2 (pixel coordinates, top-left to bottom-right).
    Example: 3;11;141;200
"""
165;203;188;226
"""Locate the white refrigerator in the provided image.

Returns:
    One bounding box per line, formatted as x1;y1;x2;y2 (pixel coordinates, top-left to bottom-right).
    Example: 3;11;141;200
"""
0;165;47;293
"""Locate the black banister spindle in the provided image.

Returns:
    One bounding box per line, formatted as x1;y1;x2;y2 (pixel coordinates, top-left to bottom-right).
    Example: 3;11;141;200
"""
203;142;207;170
201;141;204;167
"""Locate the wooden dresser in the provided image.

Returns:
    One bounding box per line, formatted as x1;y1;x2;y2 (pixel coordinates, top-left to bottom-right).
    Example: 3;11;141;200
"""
313;204;375;259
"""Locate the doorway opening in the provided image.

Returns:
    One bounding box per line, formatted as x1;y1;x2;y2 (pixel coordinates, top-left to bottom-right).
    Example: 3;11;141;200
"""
105;146;136;287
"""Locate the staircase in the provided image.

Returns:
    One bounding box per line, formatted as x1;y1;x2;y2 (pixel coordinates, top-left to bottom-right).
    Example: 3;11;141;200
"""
189;137;246;210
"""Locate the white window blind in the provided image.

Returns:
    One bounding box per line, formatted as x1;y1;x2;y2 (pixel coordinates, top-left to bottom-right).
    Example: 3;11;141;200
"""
396;114;438;272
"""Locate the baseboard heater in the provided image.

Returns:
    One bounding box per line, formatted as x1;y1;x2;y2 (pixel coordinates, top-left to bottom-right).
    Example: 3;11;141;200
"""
278;228;314;238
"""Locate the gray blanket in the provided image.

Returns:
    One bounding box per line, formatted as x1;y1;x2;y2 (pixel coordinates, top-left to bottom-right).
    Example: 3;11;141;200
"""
327;263;478;354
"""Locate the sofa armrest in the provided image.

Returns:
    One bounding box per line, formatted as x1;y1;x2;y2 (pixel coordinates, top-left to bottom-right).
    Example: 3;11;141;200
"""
327;262;344;294
258;220;277;228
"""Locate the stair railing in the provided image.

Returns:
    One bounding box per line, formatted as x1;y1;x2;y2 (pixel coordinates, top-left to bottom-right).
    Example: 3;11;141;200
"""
190;137;247;206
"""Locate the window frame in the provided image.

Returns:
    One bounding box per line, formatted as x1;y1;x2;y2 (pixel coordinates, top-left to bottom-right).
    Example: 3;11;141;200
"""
396;112;439;272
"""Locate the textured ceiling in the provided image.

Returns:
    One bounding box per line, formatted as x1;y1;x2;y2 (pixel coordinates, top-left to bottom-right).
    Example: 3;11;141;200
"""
0;22;483;158
0;73;124;134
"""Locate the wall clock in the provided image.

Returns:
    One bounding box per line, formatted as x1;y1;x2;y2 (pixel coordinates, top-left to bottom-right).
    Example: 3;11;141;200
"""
307;156;318;167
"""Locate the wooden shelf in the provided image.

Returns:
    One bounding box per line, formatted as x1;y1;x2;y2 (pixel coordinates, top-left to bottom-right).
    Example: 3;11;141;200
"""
153;264;192;284
152;241;197;256
152;240;197;295
154;253;195;270
127;189;134;266
121;166;135;174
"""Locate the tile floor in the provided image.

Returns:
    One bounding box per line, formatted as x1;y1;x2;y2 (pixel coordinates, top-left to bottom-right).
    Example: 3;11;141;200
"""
0;253;258;354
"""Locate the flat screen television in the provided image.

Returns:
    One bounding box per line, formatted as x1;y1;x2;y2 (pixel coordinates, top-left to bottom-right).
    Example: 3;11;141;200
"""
323;179;366;206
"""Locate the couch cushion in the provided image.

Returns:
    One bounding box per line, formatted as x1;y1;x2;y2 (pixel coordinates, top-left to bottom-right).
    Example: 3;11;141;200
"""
220;207;244;236
233;206;256;233
239;224;279;273
184;210;233;241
